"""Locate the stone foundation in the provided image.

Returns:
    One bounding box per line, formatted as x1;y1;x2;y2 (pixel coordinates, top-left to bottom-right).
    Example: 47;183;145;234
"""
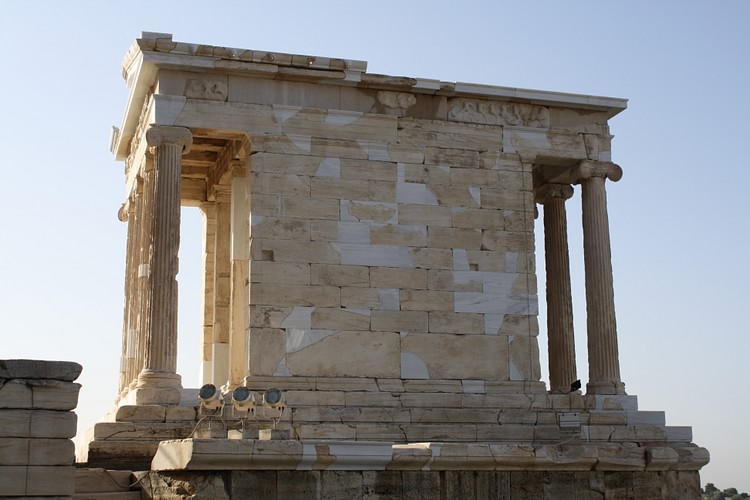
135;469;701;499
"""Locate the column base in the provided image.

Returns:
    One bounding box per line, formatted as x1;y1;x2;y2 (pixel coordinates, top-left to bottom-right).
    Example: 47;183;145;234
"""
586;379;626;395
129;370;183;405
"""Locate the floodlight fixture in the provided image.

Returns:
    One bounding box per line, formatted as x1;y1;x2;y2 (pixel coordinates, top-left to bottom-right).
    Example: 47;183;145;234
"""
231;386;256;415
198;383;223;411
262;388;286;412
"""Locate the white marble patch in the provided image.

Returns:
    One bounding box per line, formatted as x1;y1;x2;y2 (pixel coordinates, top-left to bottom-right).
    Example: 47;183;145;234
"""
286;329;335;354
316;157;341;177
337;221;370;244
357;140;390;161
251;214;264;226
469;186;481;205
504;128;549;154
288;134;312;154
484;314;504;336
334;243;413;268
273;357;291;376
274;107;299;124
396;182;438;205
396;163;438;205
297;443;319;470
378;288;400;310
422;443;442;471
509;357;523;381
326;443;394;470
326;110;362;126
280;307;314;329
505;252;518;273
452;249;470;271
462;380;486;394
401;352;430;379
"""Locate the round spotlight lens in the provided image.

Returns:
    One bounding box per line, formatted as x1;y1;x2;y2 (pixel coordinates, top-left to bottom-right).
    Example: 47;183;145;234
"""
233;386;252;402
264;388;282;405
199;384;217;400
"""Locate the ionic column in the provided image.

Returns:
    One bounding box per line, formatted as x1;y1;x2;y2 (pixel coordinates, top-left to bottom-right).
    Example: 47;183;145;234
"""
535;183;577;393
134;125;192;405
572;160;625;395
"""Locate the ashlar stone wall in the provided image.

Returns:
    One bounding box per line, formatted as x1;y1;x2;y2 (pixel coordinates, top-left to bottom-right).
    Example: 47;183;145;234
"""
243;104;541;384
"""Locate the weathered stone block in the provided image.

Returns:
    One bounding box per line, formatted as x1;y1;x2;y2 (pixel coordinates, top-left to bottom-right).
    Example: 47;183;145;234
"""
166;405;198;422
408;247;453;269
115;404;167;422
252;172;310;197
0;409;77;438
428;311;484;334
370;267;426;290
0;465;75;496
286;331;400;378
250;283;341;307
398;204;452;227
93;421;194;441
402;334;508;380
451;207;504;229
281;196;340;220
259;239;339;264
320;470;364;499
371;310;428;333
400;470;441;499
247;328;285;376
370;224;427;247
0;378;81;410
311;177;370;200
311;308;371;331
427;226;481;249
341;159;397;182
311;264;369;287
0;438;74;466
399;290;453;311
0;359;82;382
251;216;311;240
368;180;396;203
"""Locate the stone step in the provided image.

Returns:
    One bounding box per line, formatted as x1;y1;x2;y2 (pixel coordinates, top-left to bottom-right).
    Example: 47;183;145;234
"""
75;468;134;492
74;492;142;500
74;468;142;499
85;441;160;471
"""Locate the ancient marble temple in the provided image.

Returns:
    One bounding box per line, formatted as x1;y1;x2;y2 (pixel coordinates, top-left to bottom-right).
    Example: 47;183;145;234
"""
86;32;708;497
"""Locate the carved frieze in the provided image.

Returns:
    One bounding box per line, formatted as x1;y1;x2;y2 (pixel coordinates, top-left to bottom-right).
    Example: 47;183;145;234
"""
376;90;416;117
185;79;228;101
448;98;550;128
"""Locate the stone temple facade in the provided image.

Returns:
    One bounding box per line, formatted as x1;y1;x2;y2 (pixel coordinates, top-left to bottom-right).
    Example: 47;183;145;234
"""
80;32;708;498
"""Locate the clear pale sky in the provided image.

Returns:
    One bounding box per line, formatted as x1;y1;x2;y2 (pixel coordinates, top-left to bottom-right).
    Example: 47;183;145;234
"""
1;0;747;491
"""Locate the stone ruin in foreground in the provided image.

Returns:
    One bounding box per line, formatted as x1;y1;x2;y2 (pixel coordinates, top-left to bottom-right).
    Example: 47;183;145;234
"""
65;32;709;498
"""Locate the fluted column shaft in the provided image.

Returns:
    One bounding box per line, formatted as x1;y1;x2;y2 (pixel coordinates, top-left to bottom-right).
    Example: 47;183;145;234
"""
137;125;192;389
574;161;625;395
536;184;577;393
118;200;135;395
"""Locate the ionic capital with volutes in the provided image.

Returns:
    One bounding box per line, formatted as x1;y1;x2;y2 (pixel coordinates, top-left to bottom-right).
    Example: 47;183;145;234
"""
571;160;623;184
535;183;574;204
145;125;192;154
